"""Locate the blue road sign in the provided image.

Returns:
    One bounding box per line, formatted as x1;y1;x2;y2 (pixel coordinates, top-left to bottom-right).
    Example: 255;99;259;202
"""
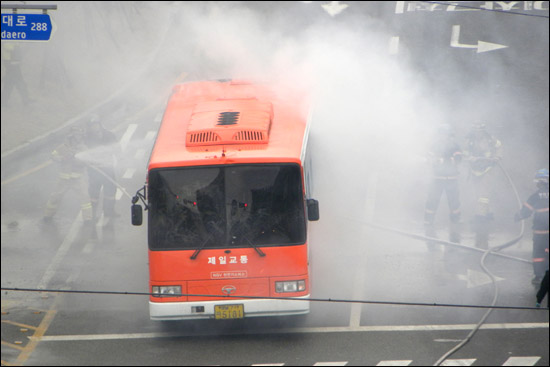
1;13;53;41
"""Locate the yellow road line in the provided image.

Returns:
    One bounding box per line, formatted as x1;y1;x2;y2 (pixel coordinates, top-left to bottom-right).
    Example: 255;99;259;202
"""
14;295;62;366
1;341;25;352
1;71;189;187
1;320;38;331
1;160;52;186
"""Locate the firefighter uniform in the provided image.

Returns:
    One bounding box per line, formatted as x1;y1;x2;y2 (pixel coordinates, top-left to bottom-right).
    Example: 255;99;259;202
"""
536;270;548;308
465;123;502;249
515;169;549;285
44;129;93;222
1;43;32;106
425;125;463;248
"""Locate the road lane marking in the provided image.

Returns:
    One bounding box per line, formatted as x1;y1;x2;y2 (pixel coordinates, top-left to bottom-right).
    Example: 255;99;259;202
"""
389;36;399;55
349;172;379;328
450;25;508;53
31;322;549;342
1;320;38;331
440;359;476;366
119;124;138;152
349;268;364;328
502;356;541;366
1;160;52;186
122;168;136;179
145;130;157;141
15;296;62;365
37;211;83;290
377;361;412;366
395;1;405;13
135;148;146;159
1;340;25;351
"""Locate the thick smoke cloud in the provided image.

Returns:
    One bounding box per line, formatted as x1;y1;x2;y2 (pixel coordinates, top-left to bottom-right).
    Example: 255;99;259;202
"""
2;2;547;320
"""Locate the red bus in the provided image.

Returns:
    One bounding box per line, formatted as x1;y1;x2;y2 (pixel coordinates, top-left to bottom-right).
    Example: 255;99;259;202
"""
131;79;319;320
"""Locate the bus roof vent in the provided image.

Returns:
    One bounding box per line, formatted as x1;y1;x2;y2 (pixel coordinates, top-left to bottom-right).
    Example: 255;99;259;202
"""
186;100;272;147
217;111;240;125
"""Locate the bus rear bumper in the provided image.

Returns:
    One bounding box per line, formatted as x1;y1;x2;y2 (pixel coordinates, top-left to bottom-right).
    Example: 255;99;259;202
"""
149;296;310;321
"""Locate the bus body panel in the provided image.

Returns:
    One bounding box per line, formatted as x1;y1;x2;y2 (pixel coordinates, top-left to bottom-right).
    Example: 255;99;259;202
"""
149;244;308;285
143;79;313;320
149;296;310;321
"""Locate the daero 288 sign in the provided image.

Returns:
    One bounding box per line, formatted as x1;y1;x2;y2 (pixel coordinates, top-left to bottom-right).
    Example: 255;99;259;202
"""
1;14;53;41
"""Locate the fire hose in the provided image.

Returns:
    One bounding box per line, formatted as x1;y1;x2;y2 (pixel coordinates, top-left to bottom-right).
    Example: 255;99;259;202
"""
349;162;528;365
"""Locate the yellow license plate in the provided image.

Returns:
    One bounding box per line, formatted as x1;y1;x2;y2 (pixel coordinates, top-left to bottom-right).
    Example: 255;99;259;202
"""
214;304;244;319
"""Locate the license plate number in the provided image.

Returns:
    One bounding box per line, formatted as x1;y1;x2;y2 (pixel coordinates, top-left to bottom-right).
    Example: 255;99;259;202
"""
214;304;244;319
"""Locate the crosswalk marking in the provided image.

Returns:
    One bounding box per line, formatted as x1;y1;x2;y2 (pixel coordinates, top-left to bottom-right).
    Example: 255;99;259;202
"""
440;359;476;366
377;361;412;366
502;356;541;366
313;363;348;366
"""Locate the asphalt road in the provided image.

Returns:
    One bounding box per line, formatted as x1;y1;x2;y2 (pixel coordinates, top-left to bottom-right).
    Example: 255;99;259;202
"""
1;1;548;366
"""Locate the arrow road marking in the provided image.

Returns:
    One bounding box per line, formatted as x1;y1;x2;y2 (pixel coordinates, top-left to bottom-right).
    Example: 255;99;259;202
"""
450;25;508;53
322;1;349;17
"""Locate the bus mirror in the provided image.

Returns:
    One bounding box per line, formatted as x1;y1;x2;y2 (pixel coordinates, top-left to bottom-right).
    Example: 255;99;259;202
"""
132;204;143;226
307;199;319;221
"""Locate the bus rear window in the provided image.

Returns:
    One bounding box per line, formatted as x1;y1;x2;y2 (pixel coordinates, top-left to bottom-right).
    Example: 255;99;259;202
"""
147;164;306;250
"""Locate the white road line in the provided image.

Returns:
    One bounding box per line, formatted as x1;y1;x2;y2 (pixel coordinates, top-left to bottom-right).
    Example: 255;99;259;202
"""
349;172;379;327
314;362;348;366
115;188;123;200
395;1;405;14
145;131;157;141
440;359;476;366
135;148;146;160
349;268;364;328
123;168;136;179
32;322;549;342
119;124;138;152
377;361;412;366
502;356;541;366
82;240;95;254
389;36;400;55
37;211;83;290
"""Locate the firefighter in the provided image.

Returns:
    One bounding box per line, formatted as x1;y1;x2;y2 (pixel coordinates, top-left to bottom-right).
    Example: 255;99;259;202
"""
424;124;463;250
464;123;502;249
536;270;548;308
43;126;93;224
83;114;118;226
1;43;32;106
515;168;549;286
